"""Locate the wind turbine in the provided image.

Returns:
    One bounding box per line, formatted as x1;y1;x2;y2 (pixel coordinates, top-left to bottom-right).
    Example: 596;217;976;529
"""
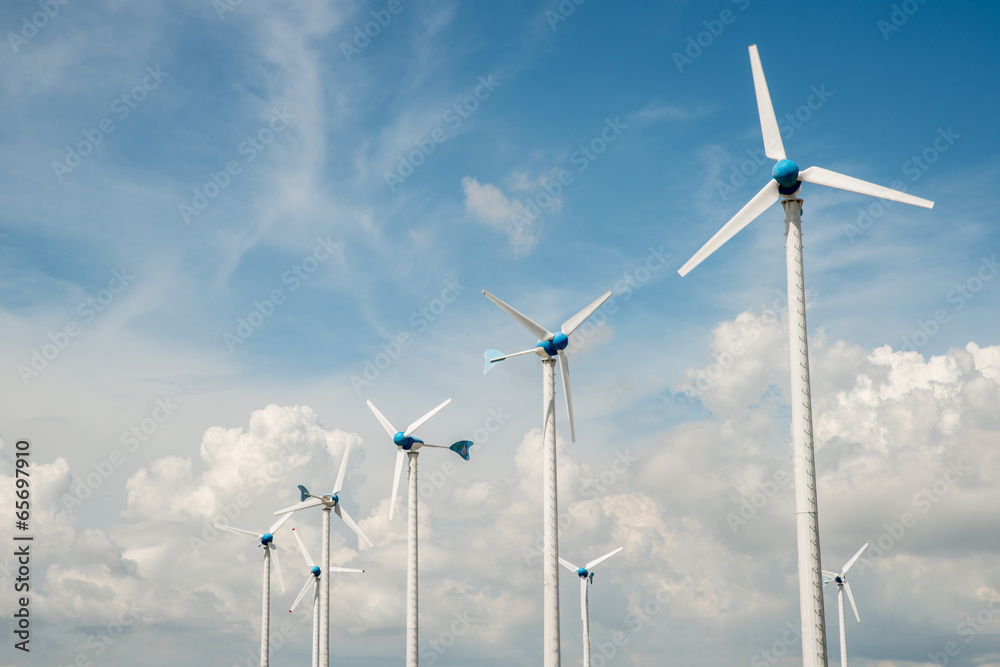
483;288;612;667
214;513;291;667
288;527;364;667
559;546;623;667
677;44;933;667
366;396;473;667
275;443;374;667
823;543;868;667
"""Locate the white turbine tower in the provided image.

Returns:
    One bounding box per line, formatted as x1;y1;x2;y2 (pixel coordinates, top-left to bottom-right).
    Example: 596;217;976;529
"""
677;44;933;667
483;288;612;667
214;513;291;667
275;443;374;667
365;396;472;667
823;543;868;667
559;546;623;667
288;527;364;667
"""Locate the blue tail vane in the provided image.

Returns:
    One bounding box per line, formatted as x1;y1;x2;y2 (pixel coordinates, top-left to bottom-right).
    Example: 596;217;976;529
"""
449;441;473;461
483;350;504;375
298;484;311;501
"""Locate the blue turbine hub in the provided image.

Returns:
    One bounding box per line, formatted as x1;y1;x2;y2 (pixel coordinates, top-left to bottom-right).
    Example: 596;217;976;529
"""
311;566;321;577
577;567;588;578
261;533;273;545
772;159;800;192
537;332;569;356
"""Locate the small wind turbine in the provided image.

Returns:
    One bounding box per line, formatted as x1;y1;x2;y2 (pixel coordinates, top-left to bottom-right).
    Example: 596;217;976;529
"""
677;44;933;667
559;547;623;667
214;513;291;667
483;288;612;667
275;443;373;667
823;543;868;667
288;527;364;667
366;396;472;667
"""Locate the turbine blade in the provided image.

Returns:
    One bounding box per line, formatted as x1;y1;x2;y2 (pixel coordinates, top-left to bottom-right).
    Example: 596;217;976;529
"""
842;542;869;574
268;512;292;536
333;441;352;496
580;578;588;621
678;180;780;276
335;504;374;551
585;546;624;571
822;570;839;580
559;557;579;573
748;44;786;161
274;497;324;515
214;524;262;541
292;528;315;569
271;545;285;593
404;398;451;437
558;351;576;443
366;400;398;438
328;567;365;574
483;290;553;341
389;449;406;521
798;166;934;208
561;290;612;336
289;575;315;613
844;581;860;623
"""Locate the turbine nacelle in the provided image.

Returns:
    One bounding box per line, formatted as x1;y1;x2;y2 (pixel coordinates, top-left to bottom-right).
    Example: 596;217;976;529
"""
393;431;423;450
537;332;569;357
772;158;801;193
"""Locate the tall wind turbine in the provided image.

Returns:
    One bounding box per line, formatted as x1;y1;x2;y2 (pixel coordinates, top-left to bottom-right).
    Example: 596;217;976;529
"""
288;527;364;667
275;443;374;667
823;543;868;667
559;546;623;667
677;44;933;667
365;396;472;667
483;288;612;667
214;513;291;667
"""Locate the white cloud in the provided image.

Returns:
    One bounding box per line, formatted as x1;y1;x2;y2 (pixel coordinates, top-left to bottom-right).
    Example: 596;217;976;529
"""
461;176;543;253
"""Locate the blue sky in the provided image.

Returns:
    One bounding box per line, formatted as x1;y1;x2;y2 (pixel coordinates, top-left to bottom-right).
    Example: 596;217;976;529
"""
2;1;1000;666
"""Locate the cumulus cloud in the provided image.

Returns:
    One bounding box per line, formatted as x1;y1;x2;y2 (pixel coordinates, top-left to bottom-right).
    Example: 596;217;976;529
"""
461;177;544;253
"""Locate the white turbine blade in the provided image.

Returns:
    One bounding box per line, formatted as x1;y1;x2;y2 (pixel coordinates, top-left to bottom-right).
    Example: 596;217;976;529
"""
404;398;452;437
822;570;839;580
748;44;786;161
292;528;315;569
558;351;576;443
334;504;374;551
328;566;365;574
490;348;539;363
798;166;934;208
268;512;292;536
585;546;624;571
366;399;398;438
580;577;588;621
844;581;860;623
333;441;352;496
678;180;780;276
561;290;612;336
842;542;869;574
483;290;553;341
214;524;262;541
274;497;324;515
289;575;315;613
559;557;579;573
389;449;406;521
271;545;285;593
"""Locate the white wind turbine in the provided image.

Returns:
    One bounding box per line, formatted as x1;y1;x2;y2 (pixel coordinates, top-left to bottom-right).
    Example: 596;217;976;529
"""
483;288;612;667
288;527;364;667
275;443;374;667
823;543;868;667
214;512;291;667
677;44;933;667
559;546;623;667
365;396;472;667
